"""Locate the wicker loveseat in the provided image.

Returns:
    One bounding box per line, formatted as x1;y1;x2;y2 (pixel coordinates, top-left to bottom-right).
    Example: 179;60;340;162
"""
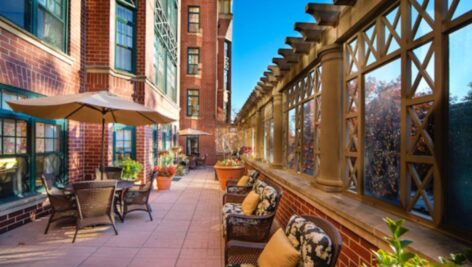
222;179;282;243
225;214;343;267
226;170;260;195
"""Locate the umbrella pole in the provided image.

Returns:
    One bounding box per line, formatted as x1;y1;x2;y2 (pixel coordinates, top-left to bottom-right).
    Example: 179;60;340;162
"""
100;114;105;180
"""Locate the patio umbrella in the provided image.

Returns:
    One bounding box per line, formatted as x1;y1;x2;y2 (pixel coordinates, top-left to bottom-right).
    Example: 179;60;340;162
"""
7;90;175;179
178;128;210;136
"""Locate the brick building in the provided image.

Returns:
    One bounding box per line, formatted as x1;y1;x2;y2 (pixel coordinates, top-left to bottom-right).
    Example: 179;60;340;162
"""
179;0;232;165
0;0;180;233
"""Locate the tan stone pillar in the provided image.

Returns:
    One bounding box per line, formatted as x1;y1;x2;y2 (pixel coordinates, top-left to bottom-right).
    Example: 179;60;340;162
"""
314;44;345;192
271;93;283;168
255;108;264;161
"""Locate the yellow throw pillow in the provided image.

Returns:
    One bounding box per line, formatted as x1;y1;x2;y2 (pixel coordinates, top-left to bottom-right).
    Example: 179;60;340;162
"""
257;228;300;267
237;175;250;186
241;191;260;215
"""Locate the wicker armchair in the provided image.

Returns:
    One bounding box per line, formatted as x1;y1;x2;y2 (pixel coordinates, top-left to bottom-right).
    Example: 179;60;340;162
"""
226;170;260;195
41;174;76;235
122;172;156;222
225;215;343;267
95;166;123;180
222;180;282;243
72;181;118;243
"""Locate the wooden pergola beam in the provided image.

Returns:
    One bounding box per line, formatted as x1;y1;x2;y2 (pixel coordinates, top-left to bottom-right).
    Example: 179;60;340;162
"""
294;22;324;42
305;3;342;27
272;57;291;71
334;0;357;6
285;37;312;54
278;48;301;63
268;65;284;77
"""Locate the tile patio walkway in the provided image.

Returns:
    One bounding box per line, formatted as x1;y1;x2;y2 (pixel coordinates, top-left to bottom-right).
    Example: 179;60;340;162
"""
0;168;224;267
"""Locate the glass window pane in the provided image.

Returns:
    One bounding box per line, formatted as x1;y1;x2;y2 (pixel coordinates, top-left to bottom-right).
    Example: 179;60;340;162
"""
303;100;315;175
16;121;27;137
36;123;45;138
37;8;65;50
45;139;54;152
287;109;297;170
45;124;55;138
16;137;27;153
3;120;15;136
3;137;15;154
0;0;26;28
364;59;401;204
36;138;45;153
124;130;132;140
446;23;472;231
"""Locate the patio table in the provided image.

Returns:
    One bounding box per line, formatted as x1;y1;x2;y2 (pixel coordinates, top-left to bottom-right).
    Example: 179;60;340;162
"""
60;180;135;221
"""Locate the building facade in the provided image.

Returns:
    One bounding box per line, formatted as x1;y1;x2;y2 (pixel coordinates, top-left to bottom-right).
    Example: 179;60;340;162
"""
0;0;180;233
179;0;232;164
236;0;471;264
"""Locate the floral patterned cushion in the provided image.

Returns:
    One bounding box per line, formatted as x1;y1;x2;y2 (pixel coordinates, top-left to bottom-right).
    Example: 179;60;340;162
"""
299;221;333;267
285;215;306;250
248;170;259;185
252;180;267;195
222;203;244;235
255;185;278;216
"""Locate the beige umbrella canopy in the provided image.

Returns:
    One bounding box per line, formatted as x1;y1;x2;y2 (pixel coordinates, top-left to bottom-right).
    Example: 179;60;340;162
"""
7;90;175;179
178;128;210;136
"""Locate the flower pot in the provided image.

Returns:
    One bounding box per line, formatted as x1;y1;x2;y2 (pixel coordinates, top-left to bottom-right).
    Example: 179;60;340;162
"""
156;176;173;190
214;165;245;190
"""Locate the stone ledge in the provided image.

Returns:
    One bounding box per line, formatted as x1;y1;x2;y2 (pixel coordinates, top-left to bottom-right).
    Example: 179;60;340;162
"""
0;194;46;217
245;158;470;262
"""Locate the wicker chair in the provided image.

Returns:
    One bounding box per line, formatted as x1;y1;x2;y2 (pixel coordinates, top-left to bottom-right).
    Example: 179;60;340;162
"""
72;180;118;243
41;174;76;235
225;215;343;267
122;172;156;222
95;166;123;180
222;180;282;243
226;170;260;195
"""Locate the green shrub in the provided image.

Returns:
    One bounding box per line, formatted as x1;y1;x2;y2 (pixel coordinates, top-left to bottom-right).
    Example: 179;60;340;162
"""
116;158;143;181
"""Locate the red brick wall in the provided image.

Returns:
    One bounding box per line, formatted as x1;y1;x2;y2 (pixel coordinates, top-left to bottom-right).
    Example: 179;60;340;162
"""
0;203;52;235
253;170;378;267
179;0;232;165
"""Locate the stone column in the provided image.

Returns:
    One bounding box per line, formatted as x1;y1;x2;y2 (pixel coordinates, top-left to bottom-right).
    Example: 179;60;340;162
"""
255;108;264;161
314;44;345;192
271;93;283;168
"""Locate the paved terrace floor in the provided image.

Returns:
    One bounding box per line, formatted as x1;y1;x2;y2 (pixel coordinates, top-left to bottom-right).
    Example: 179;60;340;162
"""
0;168;224;267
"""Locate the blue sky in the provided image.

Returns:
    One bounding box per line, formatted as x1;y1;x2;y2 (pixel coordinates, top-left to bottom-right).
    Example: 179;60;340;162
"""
231;1;332;114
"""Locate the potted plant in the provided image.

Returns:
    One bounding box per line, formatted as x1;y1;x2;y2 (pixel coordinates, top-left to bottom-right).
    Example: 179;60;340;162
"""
154;154;177;190
214;158;245;190
115;157;143;181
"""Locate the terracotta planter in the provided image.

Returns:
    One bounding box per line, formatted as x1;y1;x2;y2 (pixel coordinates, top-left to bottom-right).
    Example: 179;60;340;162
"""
156;176;173;190
214;165;245;190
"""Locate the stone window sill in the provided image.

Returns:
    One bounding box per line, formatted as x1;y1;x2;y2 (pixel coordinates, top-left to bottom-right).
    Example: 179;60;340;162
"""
244;158;470;262
0;194;46;217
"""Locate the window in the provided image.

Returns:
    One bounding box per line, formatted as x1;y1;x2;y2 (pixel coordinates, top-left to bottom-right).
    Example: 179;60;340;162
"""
446;3;472;233
113;125;135;161
35;122;64;189
161;125;171;151
188;6;200;33
166;55;177;101
187;89;200;117
187;48;200;75
0;0;67;51
285;67;321;175
186;136;199;156
151;125;158;165
115;1;135;72
0;87;66;203
154;39;166;92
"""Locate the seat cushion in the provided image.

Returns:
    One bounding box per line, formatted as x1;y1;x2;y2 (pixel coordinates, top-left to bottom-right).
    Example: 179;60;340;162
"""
257;228;300;267
255;185;278;216
241;191;260;215
299;221;334;267
237;175;250;186
226;264;257;267
285;215;306;250
222;203;244;235
252;180;267;195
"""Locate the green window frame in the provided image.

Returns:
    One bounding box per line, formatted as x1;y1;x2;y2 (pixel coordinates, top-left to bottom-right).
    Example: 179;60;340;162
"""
113;124;136;161
152;125;158;165
187;48;200;75
0;85;67;204
186;136;199;156
188;6;200;33
115;0;136;73
187;89;200;117
0;0;69;52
